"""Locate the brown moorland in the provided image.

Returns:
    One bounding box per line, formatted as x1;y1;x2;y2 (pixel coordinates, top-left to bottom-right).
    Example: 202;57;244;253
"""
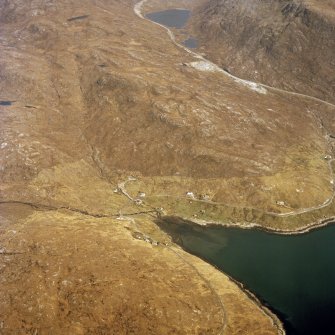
188;0;335;104
0;0;334;333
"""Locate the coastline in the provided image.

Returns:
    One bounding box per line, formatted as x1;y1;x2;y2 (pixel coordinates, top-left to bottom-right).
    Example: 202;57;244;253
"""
184;215;335;235
166;239;287;335
223;271;286;335
133;1;335;333
134;0;335;237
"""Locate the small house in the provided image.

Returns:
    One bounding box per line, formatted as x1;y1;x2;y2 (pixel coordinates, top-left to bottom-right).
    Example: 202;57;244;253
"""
186;191;195;199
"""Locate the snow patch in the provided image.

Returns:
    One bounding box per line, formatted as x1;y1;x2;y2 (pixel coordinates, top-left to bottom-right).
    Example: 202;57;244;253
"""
234;78;268;94
189;61;267;94
189;61;220;72
134;0;267;95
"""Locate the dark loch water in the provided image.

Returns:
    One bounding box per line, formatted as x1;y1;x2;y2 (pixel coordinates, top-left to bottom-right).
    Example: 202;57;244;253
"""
146;9;191;29
0;100;13;106
183;37;198;48
146;9;199;49
158;218;335;335
67;15;89;22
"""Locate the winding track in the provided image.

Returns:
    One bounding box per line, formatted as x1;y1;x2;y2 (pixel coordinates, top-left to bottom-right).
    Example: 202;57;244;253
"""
166;245;227;335
0;3;315;334
144;159;335;218
133;0;335;219
134;0;335;108
113;178;228;335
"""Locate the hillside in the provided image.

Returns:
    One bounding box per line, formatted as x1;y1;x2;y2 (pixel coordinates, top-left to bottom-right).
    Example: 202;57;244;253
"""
0;0;334;333
190;0;335;104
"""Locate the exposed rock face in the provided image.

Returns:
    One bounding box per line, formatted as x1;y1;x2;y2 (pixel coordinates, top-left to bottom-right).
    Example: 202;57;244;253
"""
190;0;335;103
0;0;286;333
0;0;334;332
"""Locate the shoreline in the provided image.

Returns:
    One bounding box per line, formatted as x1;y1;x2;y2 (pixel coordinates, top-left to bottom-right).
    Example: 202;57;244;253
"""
168;241;286;335
158;214;335;335
133;1;335;333
134;0;335;237
224;270;286;335
184;215;335;236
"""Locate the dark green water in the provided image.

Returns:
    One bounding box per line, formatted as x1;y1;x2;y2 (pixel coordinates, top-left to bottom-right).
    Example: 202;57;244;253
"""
146;9;191;29
158;218;335;335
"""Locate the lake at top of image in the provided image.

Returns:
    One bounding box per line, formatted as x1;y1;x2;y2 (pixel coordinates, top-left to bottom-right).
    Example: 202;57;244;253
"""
145;9;191;29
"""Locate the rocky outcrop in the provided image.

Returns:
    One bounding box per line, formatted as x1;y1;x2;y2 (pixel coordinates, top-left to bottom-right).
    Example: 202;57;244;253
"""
0;0;334;331
190;0;335;103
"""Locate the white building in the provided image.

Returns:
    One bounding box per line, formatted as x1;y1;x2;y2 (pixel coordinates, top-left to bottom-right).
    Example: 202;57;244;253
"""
186;192;195;199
